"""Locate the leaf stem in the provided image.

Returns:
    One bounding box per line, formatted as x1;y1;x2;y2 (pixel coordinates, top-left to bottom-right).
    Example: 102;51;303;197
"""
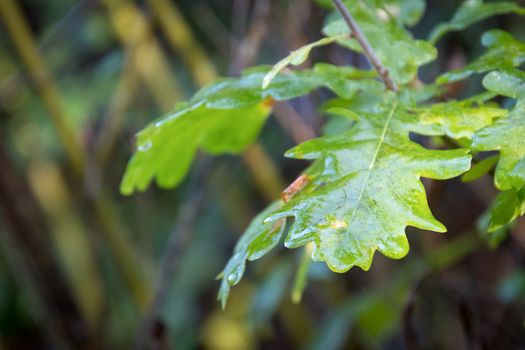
331;0;398;91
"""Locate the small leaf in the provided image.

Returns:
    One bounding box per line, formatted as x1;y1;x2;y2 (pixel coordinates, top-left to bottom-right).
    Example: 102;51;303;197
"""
461;155;499;183
488;188;525;232
325;107;360;121
438;30;525;84
467;68;525;229
265;93;471;272
429;0;525;44
262;37;340;89
483;68;525;100
217;201;286;309
381;0;425;26
314;0;426;26
323;0;437;85
472;69;525;190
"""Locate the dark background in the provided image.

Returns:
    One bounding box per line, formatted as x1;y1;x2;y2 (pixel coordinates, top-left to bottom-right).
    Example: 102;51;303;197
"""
1;0;525;349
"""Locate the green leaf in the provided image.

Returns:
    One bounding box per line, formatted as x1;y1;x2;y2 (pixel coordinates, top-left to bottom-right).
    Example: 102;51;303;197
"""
217;201;286;309
314;0;425;26
428;0;525;44
476;210;508;249
265;93;471;272
411;99;506;140
438;30;525;84
381;0;425;26
313;0;335;9
465;68;525;230
197;64;376;108
262;37;341;88
461;155;499;183
482;68;525;100
472;69;525;190
121;64;377;194
120;103;270;195
488;188;525;232
323;0;437;85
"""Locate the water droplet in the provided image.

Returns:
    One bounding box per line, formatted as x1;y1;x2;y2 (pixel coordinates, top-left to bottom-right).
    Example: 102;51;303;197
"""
227;273;237;284
138;141;152;152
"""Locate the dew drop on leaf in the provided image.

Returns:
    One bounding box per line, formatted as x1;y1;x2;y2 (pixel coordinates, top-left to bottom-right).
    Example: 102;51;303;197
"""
138;141;152;152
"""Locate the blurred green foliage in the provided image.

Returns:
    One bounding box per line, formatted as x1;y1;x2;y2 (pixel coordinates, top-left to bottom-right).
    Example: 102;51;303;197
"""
1;0;525;349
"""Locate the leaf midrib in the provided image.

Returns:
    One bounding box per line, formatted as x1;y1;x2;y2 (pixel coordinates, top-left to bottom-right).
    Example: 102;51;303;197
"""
345;101;398;235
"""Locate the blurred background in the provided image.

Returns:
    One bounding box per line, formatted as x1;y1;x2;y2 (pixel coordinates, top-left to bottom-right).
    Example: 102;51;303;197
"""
1;0;525;349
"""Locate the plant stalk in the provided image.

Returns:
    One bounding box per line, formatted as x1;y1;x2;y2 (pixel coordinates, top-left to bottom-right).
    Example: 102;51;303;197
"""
331;0;398;91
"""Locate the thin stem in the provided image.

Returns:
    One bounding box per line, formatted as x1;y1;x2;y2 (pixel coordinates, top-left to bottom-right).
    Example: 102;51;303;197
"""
133;158;212;350
331;0;398;91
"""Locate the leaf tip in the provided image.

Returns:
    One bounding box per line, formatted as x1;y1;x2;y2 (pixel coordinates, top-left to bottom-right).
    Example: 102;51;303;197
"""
119;177;134;196
291;290;302;304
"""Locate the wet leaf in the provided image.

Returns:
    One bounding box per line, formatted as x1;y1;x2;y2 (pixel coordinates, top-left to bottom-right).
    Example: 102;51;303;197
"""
429;0;525;44
473;69;525;190
314;0;426;26
461;155;499;183
411;98;506;140
488;188;525;232
381;0;425;26
472;69;525;229
438;30;525;84
265;93;471;272
217;202;286;309
262;37;342;88
120;103;270;195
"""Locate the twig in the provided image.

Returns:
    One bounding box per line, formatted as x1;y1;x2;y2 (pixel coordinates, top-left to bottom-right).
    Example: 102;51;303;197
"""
148;0;217;86
133;158;212;350
93;52;139;168
103;0;183;110
331;0;398;91
228;0;288;201
191;5;238;57
274;102;316;143
229;0;270;75
402;276;427;350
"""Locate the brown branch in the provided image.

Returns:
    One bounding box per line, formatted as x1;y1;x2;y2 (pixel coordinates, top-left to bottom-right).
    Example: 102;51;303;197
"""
331;0;398;91
229;0;270;75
